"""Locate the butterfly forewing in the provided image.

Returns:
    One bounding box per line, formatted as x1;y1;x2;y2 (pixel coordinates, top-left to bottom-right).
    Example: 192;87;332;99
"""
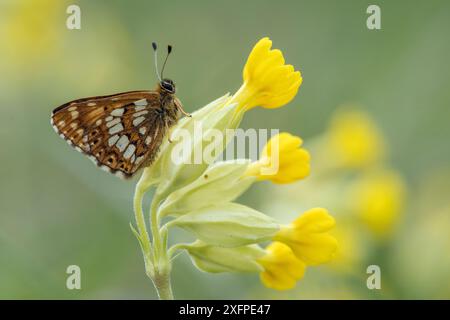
51;91;167;178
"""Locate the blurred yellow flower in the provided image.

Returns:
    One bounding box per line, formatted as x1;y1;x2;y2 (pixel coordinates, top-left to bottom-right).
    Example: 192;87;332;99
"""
245;132;310;184
326;109;386;168
230;37;303;112
328;222;363;273
257;242;306;290
0;0;65;68
274;208;338;265
349;170;405;239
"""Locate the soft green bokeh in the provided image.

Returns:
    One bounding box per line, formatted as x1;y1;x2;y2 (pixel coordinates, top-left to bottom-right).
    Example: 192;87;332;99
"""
0;0;449;299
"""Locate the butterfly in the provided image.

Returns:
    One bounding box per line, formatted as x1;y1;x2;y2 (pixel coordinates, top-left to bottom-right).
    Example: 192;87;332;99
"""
51;42;191;179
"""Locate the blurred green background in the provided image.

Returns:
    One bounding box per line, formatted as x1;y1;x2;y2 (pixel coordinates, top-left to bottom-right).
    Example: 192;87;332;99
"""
1;0;449;299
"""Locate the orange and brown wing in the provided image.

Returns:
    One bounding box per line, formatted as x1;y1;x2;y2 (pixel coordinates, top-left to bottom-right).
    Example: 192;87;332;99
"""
51;90;168;178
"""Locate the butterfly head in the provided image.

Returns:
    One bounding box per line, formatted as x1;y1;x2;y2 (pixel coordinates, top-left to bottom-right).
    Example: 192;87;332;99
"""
152;42;176;94
159;78;176;94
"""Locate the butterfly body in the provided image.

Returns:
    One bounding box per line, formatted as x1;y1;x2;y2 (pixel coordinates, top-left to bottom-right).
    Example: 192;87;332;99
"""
51;80;185;179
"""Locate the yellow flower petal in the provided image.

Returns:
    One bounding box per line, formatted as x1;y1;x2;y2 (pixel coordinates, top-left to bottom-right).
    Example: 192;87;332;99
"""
274;208;338;265
257;242;306;290
230;37;303;111
245;132;310;184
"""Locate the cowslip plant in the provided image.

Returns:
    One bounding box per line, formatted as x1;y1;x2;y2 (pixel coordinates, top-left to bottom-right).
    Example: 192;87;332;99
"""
131;37;338;299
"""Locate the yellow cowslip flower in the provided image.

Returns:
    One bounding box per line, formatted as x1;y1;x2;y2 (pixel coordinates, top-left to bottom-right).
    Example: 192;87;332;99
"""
349;169;405;239
274;208;338;265
257;242;306;290
229;37;302;112
1;0;64;68
245;132;310;184
326;109;386;168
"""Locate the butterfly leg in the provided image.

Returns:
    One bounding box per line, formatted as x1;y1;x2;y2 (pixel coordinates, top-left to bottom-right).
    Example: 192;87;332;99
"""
179;107;191;118
165;118;173;143
175;98;192;117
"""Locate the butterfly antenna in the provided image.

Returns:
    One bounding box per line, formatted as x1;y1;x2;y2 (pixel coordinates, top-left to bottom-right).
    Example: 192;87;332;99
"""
160;45;172;79
152;42;162;82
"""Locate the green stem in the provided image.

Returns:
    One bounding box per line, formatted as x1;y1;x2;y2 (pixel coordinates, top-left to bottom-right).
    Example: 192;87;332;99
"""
148;192;174;300
167;243;188;258
150;193;163;256
133;175;174;299
151;267;174;300
133;184;152;262
152;270;174;300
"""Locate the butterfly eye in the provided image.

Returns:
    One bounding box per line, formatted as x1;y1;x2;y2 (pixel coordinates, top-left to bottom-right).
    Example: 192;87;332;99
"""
161;80;175;93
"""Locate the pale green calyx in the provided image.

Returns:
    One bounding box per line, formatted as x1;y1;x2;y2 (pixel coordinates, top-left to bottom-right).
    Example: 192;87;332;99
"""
183;241;266;273
167;203;280;247
158;160;255;217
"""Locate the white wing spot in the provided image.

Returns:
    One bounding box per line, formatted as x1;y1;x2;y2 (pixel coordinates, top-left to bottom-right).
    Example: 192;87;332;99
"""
105;116;113;122
70;122;77;129
68;106;77;112
145;136;152;145
111;97;120;101
123;144;136;159
116;135;129;152
100;165;112;173
95;119;102;126
106;118;121;128
131;154;136;163
108;123;124;134
71;111;79;119
108;134;120;146
58;120;66;127
139;127;147;135
87;102;97;106
134;99;147;107
111;108;124;116
133;110;148;117
133;116;145;127
135;156;144;165
114;171;126;179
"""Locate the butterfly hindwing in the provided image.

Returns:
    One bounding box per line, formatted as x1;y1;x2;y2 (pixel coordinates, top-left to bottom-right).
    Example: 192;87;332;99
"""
51;90;168;178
